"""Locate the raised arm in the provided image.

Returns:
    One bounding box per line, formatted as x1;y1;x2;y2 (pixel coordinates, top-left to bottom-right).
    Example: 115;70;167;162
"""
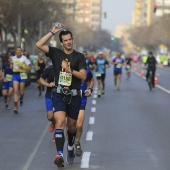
35;25;63;53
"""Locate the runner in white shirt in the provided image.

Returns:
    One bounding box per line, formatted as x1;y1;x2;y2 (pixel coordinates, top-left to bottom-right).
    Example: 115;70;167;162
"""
12;47;31;113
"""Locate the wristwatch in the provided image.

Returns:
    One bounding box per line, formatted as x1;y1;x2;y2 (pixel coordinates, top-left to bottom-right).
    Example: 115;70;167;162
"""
88;88;93;93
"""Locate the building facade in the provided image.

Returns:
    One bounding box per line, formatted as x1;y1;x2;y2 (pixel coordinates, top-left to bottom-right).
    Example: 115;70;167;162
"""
132;0;170;27
61;0;102;31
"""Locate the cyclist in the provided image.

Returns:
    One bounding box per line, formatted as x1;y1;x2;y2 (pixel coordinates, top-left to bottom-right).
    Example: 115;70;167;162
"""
111;52;124;90
94;51;110;97
12;47;31;113
145;51;157;88
1;55;13;110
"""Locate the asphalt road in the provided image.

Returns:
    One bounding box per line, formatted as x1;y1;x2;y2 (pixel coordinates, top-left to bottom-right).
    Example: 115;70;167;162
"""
0;66;170;170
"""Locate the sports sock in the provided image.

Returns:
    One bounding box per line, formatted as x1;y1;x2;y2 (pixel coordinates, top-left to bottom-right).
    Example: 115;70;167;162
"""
54;129;65;155
67;130;76;147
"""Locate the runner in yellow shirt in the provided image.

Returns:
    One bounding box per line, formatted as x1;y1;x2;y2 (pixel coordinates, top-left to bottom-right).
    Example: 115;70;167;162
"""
12;47;31;113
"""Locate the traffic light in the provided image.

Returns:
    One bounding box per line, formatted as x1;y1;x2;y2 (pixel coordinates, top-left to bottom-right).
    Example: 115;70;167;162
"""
111;36;115;41
103;12;107;19
153;4;157;13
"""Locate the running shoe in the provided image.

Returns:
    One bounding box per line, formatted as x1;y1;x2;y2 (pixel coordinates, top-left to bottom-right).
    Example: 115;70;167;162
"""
13;107;18;114
66;145;75;165
49;123;55;133
102;89;105;95
52;135;55;142
54;154;64;167
6;105;11;110
74;142;82;157
20;101;23;107
97;91;101;98
114;84;117;89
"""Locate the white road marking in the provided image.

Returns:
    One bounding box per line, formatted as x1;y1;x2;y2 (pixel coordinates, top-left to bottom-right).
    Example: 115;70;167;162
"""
89;117;95;124
81;152;91;168
86;131;93;141
94;90;97;94
135;72;170;95
92;100;96;105
22;123;49;170
91;107;96;112
95;87;98;91
93;94;97;98
156;85;170;95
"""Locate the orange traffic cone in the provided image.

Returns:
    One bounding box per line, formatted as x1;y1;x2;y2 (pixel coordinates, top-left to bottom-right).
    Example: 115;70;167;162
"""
140;70;144;77
154;75;158;85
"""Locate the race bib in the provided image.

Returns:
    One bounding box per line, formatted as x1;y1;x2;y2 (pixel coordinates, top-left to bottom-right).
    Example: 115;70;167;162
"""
126;65;131;69
13;65;19;71
58;71;72;86
96;72;101;77
6;74;13;81
20;73;27;79
117;63;122;68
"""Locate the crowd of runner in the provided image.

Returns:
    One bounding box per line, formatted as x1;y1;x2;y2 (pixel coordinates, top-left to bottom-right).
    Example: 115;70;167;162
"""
0;31;157;168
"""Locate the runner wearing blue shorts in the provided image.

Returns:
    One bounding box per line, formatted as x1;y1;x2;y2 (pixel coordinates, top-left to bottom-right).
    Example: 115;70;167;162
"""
12;47;31;113
38;65;56;134
1;55;13;110
111;52;124;90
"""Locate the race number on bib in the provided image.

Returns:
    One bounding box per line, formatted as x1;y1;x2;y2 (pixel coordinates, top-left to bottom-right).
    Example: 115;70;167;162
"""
6;74;13;81
117;63;122;68
58;71;72;86
20;73;27;79
96;72;101;77
126;65;131;69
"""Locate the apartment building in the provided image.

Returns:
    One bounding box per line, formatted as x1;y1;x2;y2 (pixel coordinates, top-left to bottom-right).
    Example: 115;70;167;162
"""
61;0;102;30
132;0;170;27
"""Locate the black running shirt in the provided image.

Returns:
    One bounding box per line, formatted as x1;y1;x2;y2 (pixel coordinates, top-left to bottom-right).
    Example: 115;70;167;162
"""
41;65;54;99
45;47;86;90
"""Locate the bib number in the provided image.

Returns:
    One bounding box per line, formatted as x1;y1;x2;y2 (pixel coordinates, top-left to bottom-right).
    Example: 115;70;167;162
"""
6;74;13;81
20;73;27;80
96;72;101;77
117;63;122;68
58;71;72;86
126;65;130;69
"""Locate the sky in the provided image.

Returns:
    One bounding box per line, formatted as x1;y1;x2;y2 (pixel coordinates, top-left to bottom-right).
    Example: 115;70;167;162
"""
101;0;135;34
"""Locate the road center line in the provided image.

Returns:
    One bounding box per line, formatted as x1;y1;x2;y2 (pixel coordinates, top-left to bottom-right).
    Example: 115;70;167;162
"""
80;152;91;168
93;94;97;98
22;123;49;170
91;107;96;112
89;117;95;124
86;131;93;141
92;100;96;105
